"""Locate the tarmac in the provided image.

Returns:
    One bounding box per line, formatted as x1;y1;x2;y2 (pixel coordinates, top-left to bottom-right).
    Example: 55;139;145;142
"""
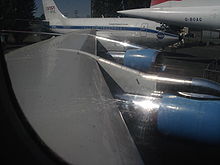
163;44;220;83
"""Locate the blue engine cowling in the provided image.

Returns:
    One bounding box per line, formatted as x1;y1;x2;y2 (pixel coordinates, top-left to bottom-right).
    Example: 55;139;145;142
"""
124;49;159;72
158;95;220;144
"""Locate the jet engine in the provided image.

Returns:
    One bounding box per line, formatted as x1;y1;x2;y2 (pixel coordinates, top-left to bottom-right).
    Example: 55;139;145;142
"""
115;77;220;144
123;49;160;72
158;94;220;144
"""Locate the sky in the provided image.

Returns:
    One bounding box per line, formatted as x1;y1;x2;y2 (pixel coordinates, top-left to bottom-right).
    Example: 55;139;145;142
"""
35;0;91;18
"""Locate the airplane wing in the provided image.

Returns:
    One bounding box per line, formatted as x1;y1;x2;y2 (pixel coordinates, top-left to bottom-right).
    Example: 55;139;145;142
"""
3;29;220;165
4;30;144;165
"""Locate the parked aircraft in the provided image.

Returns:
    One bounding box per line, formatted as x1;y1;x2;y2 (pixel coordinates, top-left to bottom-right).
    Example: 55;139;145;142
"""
42;0;179;47
1;1;220;165
118;0;220;31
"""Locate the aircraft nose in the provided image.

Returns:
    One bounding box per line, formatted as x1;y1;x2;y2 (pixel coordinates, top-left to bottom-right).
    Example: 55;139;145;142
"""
117;10;127;14
117;9;139;16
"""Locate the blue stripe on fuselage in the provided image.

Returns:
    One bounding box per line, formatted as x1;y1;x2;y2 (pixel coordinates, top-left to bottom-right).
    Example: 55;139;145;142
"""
49;25;178;38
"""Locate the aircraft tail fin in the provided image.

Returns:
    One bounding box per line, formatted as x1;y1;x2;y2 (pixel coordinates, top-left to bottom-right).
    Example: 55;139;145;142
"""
42;0;66;24
150;0;183;8
150;0;220;8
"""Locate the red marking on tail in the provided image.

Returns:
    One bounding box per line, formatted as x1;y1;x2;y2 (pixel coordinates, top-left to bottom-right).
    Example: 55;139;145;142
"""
151;0;182;6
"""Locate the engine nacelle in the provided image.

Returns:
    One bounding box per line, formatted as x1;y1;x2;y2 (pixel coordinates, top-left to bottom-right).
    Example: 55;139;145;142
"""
124;49;160;72
158;95;220;144
116;92;220;144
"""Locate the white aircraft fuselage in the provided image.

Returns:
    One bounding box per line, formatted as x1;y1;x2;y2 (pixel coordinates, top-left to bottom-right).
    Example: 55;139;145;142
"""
118;0;220;31
118;6;220;31
50;17;179;47
42;0;179;48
